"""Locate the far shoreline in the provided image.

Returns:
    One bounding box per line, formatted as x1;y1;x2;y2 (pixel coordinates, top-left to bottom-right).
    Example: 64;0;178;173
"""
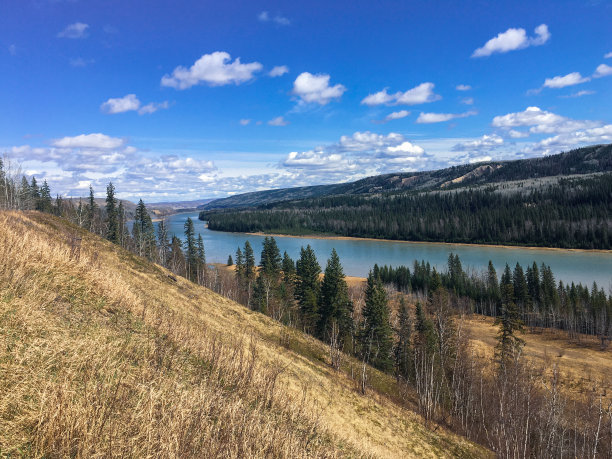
242;231;612;255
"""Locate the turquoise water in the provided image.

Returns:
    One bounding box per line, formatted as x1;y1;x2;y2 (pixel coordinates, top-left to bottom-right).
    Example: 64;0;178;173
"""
160;212;612;289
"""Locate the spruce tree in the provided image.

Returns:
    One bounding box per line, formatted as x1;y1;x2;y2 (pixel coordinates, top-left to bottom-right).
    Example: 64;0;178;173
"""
169;235;185;276
86;185;98;233
495;264;524;364
197;234;206;284
316;249;353;346
296;245;321;333
105;182;119;243
394;296;413;381
359;271;393;372
183;217;198;281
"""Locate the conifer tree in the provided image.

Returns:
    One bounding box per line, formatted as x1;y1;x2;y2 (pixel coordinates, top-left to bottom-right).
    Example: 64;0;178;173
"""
197;234;206;284
495;264;524;364
235;247;244;278
169;235;185;276
242;241;256;307
296;245;321;333
395;297;413;381
38;180;52;213
257;237;282;314
133;199;156;259
86;185;98;233
359;271;393;372
227;254;233;266
183;217;198;281
316;249;353;346
105;182;119;243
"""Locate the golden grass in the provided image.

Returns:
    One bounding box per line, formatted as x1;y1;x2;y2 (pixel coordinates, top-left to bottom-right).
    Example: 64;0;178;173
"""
0;211;487;458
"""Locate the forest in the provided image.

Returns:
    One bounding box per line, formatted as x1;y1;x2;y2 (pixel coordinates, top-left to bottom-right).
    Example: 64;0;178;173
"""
202;173;612;249
2;156;612;457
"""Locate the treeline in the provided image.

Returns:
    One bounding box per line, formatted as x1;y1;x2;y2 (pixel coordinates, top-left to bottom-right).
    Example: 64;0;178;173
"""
225;238;612;457
202;173;612;249
376;254;612;347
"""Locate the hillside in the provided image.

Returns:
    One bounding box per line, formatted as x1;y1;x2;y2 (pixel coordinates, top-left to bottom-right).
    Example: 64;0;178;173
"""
0;211;487;458
199;143;612;210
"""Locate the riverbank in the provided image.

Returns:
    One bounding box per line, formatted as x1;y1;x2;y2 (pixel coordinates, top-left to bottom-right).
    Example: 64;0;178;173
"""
244;231;612;254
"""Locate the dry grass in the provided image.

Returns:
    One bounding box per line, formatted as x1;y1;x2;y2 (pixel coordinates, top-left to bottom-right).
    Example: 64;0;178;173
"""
0;211;487;458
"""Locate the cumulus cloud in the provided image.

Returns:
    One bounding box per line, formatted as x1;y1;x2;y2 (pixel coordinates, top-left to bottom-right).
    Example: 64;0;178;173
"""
593;63;612;78
492;106;601;134
375;110;411;123
292;72;346;105
461;97;474;105
472;24;550;57
268;116;289;126
239;119;251;126
531;124;612;155
101;94;141;114
453;134;504;151
52;133;125;149
456;84;471;91
101;94;168;115
361;82;441;106
543;72;590;88
138;101;169;115
57;22;89;39
258;11;290;26
416;110;477;124
161;51;263;89
281;131;431;177
508;129;529;138
268;65;289;77
605;52;612;59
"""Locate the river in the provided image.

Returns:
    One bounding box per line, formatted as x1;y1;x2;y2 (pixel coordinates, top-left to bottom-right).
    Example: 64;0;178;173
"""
158;212;612;289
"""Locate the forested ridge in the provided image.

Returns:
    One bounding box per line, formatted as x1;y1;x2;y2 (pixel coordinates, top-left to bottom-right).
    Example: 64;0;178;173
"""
200;143;612;210
203;173;612;249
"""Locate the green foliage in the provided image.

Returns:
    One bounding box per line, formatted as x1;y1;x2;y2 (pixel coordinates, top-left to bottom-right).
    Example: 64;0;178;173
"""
105;182;119;243
296;245;321;333
359;271;393;372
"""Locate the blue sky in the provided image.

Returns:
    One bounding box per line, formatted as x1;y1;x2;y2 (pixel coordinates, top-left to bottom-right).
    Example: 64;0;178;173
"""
1;0;611;201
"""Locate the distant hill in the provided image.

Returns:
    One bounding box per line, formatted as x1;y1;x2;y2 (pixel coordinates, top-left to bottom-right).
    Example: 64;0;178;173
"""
199;143;612;210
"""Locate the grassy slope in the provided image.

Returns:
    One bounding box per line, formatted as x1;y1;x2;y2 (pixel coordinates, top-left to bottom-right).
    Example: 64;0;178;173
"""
0;211;487;458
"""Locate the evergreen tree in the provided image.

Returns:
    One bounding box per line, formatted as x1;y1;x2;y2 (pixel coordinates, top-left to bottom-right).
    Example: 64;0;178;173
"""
394;296;413;381
197;234;206;284
512;262;529;309
243;241;256;280
227;254;233;266
359;271;394;372
296;245;321;333
183;217;198;281
86;185;98;233
133;199;156;259
258;237;282;314
495;264;524;364
235;247;244;278
316;249;353;345
38;180;52;213
117;200;131;248
105;182;119;243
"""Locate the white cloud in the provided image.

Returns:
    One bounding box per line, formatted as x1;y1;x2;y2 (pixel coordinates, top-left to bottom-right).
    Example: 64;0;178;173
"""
361;82;441;106
386;141;424;156
239;119;251;126
453;134;504;152
456;84;471;91
268;116;289;126
101;94;141;114
57;22;89;39
161;51;263;89
138;101;169;115
472;24;550;57
604;52;612;59
559;90;595;98
531;124;612;155
258;11;290;26
508;129;529;138
461;97;474;105
380;110;411;123
52;133;125;149
492;106;601;134
292;72;346;105
593;63;612;78
543;72;590;88
269;65;289;77
416;110;477;124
